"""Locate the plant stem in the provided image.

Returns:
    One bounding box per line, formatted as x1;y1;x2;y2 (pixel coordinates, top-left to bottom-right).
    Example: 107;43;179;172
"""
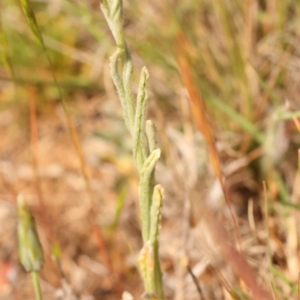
31;271;43;300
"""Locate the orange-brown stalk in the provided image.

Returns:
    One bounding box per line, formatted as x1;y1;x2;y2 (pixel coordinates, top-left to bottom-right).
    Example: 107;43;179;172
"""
176;32;240;247
28;86;53;242
292;116;300;133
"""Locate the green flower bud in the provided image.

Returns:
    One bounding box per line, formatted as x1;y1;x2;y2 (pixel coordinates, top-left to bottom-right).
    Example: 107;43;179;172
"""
17;194;44;272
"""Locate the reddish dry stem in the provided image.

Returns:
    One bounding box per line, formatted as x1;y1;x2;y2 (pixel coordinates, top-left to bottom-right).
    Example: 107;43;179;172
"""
28;87;53;242
176;32;241;248
28;87;117;294
207;212;273;300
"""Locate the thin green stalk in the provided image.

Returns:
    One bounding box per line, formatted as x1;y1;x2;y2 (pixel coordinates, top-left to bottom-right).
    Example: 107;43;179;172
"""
19;0;114;282
0;15;16;80
32;271;43;300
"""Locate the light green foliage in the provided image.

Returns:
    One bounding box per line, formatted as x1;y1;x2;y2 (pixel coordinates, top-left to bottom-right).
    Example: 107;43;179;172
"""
122;48;135;130
101;0;124;48
101;1;165;298
109;48;134;132
139;149;161;242
17;194;44;272
145;121;157;155
134;67;149;171
149;186;164;298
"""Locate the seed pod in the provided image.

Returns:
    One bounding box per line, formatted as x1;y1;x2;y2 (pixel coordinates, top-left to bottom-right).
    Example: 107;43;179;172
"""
17;194;44;272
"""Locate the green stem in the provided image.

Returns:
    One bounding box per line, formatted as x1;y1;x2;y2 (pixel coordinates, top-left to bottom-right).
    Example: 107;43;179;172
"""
31;271;43;300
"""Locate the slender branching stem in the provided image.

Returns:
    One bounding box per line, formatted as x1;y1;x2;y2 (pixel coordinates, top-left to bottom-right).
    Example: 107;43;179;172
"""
101;1;165;298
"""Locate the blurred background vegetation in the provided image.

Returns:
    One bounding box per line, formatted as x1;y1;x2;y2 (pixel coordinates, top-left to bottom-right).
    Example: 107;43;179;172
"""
1;0;300;299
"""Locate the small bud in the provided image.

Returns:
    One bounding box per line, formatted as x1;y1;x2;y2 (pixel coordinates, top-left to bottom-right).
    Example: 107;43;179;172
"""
17;194;44;272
